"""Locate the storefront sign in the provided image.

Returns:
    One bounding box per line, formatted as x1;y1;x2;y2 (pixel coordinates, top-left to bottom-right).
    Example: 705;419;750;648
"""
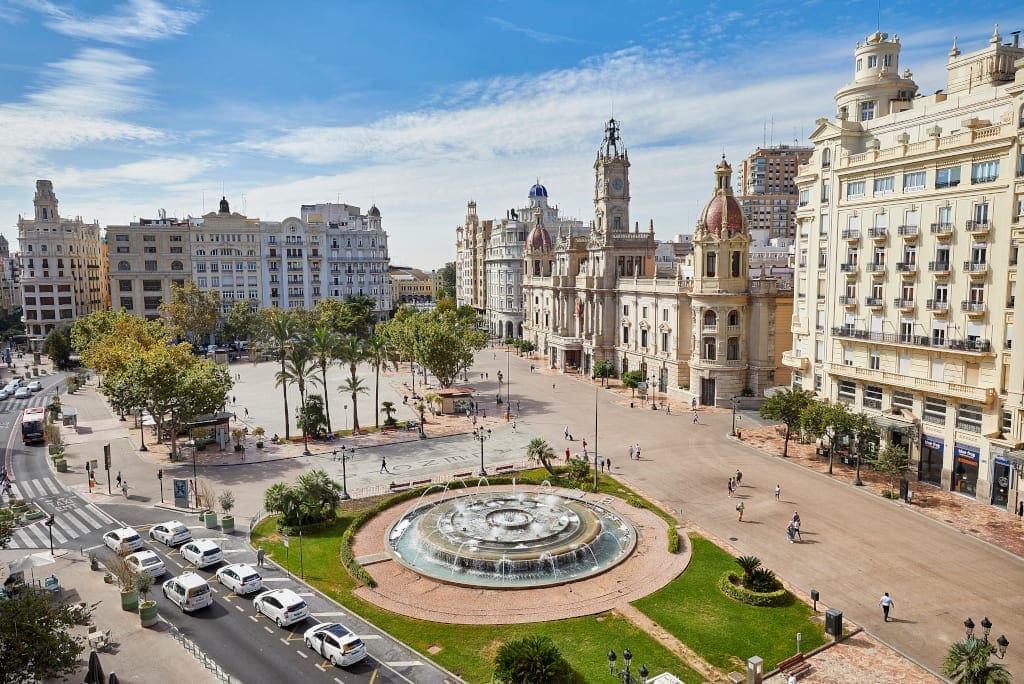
994;456;1011;467
922;435;944;451
954;443;980;464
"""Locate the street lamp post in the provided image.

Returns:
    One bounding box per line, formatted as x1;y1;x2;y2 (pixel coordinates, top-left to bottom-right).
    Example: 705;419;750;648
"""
593;381;599;491
334;447;352;500
190;437;199;509
45;513;54;554
472;427;491;476
963;616;1010;661
137;408;148;451
607;648;648;684
731;396;739;436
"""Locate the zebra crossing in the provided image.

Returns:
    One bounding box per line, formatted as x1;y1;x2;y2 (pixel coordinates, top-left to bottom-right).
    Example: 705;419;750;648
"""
6;476;113;549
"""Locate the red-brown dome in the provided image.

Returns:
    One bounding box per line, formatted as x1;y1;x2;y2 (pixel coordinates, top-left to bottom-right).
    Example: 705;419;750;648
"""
700;194;745;237
525;224;552;252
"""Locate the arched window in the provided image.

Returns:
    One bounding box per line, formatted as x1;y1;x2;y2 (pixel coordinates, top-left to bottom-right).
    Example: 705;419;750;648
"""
703;310;718;328
171;261;183;271
728;310;740;327
118;261;131;271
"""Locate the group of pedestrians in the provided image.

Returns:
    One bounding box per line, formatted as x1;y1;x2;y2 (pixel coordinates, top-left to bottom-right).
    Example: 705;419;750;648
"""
628;443;641;460
786;511;802;542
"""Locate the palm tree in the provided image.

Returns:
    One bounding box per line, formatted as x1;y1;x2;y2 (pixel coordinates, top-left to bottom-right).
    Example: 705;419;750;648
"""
338;376;369;435
943;637;1012;684
275;345;317;449
265;311;294;439
335;335;367;384
525;438;557;476
734;555;762;583
307;324;339;435
365;335;396;429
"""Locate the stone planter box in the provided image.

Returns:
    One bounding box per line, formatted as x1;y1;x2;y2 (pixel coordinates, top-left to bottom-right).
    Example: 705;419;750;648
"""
120;589;138;612
221;515;234;534
203;511;218;529
139;600;158;627
55;459;68;473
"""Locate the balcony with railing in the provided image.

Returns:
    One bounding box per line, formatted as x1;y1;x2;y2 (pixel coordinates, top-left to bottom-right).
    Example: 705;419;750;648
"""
782;350;809;370
930;222;954;237
865;297;884;309
893;297;915;311
928;261;951;275
838;295;858;306
961;300;986;317
840;262;858;274
926;299;950;313
896;262;918;275
827;362;996;405
897;225;919;240
963;260;989;277
869;227;888;241
966;220;992;238
864;262;885;273
831;326;992;354
842;229;861;242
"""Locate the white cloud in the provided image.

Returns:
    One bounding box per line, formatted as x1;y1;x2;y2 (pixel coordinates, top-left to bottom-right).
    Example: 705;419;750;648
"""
17;0;201;44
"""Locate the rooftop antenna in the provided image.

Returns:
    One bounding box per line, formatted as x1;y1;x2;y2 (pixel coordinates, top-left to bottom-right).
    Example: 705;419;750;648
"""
201;190;205;213
769;116;775;147
762;119;767;146
876;0;880;31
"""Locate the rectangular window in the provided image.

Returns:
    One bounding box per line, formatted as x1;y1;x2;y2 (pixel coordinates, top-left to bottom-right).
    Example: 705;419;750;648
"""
859;101;875;121
118;280;132;292
892;391;914;411
869;351;880;370
799;189;810;206
873;176;894;195
883;53;893;67
115;234;129;242
622;327;629;344
936;166;961;189
956;404;983;433
970;160;999;184
837;380;856;402
1002;410;1013;434
846;181;866;199
867;55;878;68
821;183;831;204
863;385;883;409
814;373;823;393
923;397;947;425
661;332;668;350
903;171;926;191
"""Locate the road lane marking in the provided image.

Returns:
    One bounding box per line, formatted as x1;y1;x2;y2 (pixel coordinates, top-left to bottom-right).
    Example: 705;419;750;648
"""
296;650;308;659
261;577;289;582
359;634;382;639
235;605;245;612
311;612;347;618
263;625;274;633
384;661;423;667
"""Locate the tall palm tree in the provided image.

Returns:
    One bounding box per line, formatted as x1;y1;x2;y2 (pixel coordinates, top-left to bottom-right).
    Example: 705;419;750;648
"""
307;324;339;435
265;311;294;439
943;637;1012;684
338;376;369;434
335;335;368;383
525;438;556;476
365;335;396;429
276;344;318;447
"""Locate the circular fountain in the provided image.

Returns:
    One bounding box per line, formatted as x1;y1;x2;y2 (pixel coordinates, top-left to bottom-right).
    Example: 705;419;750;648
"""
386;490;637;588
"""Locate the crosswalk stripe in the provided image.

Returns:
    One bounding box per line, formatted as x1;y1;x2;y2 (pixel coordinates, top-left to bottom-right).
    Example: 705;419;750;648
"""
76;506;106;527
11;528;35;548
14;526;46;548
40;478;59;495
61;511;91;535
49;526;68;544
18;480;38;497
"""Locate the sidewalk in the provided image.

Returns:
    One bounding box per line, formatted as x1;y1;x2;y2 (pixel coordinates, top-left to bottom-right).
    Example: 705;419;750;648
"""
0;548;219;684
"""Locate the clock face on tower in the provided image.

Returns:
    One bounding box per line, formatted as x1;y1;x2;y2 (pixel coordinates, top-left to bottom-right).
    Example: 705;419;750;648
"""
612;177;624;191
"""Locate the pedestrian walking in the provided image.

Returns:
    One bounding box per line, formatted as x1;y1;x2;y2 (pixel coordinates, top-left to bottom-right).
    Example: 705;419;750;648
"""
1016;499;1024;518
121;480;129;498
516;400;521;412
634;443;641;459
878;592;895;622
728;478;734;497
512;421;517;432
244;408;249;418
582;439;588;452
237;373;241;381
606;458;611;471
666;404;671;415
692;409;699;424
379;456;391;474
735;469;743;485
599;460;604;473
232;395;237;405
792;519;802;541
552;382;556;392
736;500;745;522
564;425;570;440
786;522;796;543
565;448;571;461
792;511;801;524
774;484;781;501
115;471;122;487
691;397;697;411
256;547;266;567
473;415;478;426
628;445;634;460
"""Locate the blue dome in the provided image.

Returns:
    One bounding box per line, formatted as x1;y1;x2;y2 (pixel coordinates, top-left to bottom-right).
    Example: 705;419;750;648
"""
528;183;548;198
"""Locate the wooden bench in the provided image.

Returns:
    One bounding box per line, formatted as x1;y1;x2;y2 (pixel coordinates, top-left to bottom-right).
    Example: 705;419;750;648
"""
778;653;812;678
452;471;473;479
494;464;515;473
411;478;432;487
388;481;412;491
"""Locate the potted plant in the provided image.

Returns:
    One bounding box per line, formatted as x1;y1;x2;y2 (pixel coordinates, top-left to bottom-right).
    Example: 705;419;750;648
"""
218;490;235;534
231;427;245;452
136;572;158;627
193;427;210;451
109;557;138;612
89;552;99;571
253;426;266;449
199;480;218;528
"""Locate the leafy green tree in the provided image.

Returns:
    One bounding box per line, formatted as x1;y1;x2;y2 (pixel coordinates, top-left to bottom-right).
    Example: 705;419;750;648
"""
435;262;456;300
621;370;645;396
261;310;295;439
493;635;572;684
593;359;614;387
335;335;368;384
264;470;343;527
365;335;396;429
315;296;377;338
874;443;911;495
170;360;233;458
44;325;72;369
526;438;557;476
159;281;222;344
0;511;12;550
0;588;89;683
759;387;815;458
306;324;338;434
297;394;328;439
220;300;258;344
412;309;487;388
72;311;168;377
801;401;855;475
338;375;369;434
121;345;194;451
943;636;1012;684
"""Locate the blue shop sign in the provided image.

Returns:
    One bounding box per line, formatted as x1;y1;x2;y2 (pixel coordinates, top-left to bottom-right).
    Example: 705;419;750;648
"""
922;435;944;451
953;443;980;463
994;456;1011;466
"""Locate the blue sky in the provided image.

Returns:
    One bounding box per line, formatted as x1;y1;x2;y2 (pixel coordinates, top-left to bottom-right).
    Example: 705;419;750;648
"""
1;1;1022;268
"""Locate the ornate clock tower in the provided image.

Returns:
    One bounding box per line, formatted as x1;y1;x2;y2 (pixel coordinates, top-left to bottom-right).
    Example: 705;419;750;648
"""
593;118;630;240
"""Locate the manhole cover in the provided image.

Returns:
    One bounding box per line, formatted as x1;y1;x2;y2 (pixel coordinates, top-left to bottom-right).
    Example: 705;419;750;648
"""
729;537;738;541
969;528;980;533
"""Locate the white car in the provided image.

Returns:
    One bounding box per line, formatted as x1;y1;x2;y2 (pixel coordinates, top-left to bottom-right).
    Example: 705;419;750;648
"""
14;387;30;399
180;539;223;569
126;550;166;578
162;572;213;612
215;563;262;595
303;622;368;667
149;521;192;546
27;380;42;392
0;389;9;400
103;527;144;555
253;588;310;627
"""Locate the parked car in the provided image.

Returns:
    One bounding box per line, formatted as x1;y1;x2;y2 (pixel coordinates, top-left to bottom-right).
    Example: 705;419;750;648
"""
126;550;166;578
27;380;42;392
303;622;367;667
103;527;144;555
180;539;223;569
215;563;262;595
14;387;30;399
149;521;192;546
253;588;310;627
162;572;213;612
0;389;10;400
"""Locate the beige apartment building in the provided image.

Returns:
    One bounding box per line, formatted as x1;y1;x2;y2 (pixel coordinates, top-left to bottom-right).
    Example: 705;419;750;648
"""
737;144;812;241
522;119;793;405
18;180;108;338
788;28;1024;508
108;211;191;319
193;198;264;315
455;201;491;316
390;266;436;305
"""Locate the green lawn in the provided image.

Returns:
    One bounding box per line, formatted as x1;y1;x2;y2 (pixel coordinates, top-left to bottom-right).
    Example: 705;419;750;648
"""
632;535;826;671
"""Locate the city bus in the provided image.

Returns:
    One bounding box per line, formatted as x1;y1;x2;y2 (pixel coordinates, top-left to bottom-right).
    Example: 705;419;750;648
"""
21;406;45;444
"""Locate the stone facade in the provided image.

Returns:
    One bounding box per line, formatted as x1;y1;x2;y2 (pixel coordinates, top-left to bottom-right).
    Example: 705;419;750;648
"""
192;198;264;315
108;212;191;319
788;27;1024;508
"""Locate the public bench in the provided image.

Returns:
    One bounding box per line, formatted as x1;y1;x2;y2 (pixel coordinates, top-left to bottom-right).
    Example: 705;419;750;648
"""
388;481;412;491
494;464;515;473
411;478;432;487
778;653;812;678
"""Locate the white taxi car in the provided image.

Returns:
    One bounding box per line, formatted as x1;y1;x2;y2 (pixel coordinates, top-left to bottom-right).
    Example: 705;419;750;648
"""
180;539;223;569
149;521;193;547
103;527;144;555
253;588;309;627
215;563;262;595
162;572;213;612
126;550;166;578
303;622;368;667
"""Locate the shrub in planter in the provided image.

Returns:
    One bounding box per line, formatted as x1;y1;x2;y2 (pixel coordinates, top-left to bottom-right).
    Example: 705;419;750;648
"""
135;572;158;626
718;571;790;607
218;490;235;534
253;426;266;448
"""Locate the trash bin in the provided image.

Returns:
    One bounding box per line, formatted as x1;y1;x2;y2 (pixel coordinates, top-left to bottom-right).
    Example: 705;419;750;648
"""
825;608;843;638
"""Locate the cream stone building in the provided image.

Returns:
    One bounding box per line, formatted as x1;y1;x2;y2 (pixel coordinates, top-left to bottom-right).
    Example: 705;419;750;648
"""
108;211;191;319
522;119;793;405
192;198;264;315
788;28;1024;508
260;216;326;311
0;236;18;316
17;180;108;338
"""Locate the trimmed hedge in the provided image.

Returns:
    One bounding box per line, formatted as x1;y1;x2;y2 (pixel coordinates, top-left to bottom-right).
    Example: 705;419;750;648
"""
718;571;790;607
667;525;681;554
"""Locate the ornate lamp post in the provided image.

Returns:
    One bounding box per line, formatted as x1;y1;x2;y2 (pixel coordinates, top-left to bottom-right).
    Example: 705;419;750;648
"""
334;446;353;500
963;616;1010;660
607;648;648;684
472;427;491;476
731;396;740;436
